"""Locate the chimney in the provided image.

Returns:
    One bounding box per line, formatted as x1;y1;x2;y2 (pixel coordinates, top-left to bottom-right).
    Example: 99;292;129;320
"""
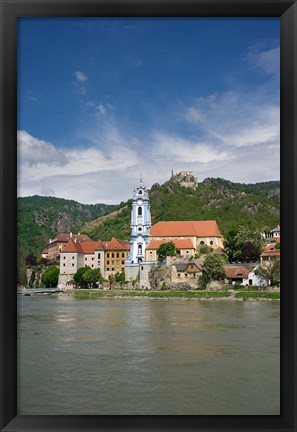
49;239;52;244
70;232;72;238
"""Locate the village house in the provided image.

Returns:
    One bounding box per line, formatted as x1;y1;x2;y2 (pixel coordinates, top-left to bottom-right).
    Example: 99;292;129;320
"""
58;237;130;288
263;225;280;240
47;232;92;261
170;260;204;284
242;268;268;287
260;236;280;265
225;265;252;285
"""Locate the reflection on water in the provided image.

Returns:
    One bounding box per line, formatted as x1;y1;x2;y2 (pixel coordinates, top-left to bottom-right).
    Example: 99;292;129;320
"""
18;296;280;415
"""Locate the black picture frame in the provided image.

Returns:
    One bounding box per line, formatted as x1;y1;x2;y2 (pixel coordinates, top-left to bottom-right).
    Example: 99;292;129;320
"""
0;1;296;431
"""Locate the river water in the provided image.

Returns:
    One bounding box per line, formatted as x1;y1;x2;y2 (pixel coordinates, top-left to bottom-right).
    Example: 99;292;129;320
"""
17;296;280;415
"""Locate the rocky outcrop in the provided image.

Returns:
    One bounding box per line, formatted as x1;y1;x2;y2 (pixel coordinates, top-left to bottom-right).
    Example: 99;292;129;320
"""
171;171;198;190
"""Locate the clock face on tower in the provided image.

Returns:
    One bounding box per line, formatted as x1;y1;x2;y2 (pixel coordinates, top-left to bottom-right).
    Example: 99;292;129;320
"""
137;199;143;205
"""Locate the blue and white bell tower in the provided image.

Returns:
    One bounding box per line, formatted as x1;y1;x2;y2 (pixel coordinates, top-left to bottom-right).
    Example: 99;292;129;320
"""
125;177;152;283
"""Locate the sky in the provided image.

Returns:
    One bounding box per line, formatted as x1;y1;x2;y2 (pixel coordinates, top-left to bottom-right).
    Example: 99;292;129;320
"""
18;17;280;204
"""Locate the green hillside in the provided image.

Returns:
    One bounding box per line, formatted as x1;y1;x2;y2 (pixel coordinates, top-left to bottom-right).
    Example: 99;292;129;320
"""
17;176;280;284
17;195;116;283
81;176;280;240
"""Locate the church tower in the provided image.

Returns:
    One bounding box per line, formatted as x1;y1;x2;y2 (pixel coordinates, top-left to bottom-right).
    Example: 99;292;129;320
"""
125;177;152;284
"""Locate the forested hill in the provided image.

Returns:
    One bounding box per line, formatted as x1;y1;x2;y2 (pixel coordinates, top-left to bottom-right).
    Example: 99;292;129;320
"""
81;175;280;241
17;195;117;278
17;175;280;277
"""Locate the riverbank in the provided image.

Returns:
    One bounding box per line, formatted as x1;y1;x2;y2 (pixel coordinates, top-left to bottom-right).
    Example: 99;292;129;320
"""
67;289;280;301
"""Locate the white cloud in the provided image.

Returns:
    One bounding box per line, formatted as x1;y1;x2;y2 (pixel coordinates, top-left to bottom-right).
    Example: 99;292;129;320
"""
152;133;230;164
97;104;107;115
74;71;88;82
184;107;206;124
245;45;280;78
17;130;67;166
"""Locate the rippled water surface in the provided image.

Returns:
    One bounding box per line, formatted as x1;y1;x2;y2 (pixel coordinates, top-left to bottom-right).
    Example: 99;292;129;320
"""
17;296;280;415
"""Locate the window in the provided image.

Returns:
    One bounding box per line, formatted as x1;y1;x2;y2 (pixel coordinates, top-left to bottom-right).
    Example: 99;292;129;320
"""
63;256;66;259
63;263;65;267
112;267;114;271
72;256;75;259
107;253;110;258
185;273;188;277
92;257;94;261
116;253;119;258
141;266;144;270
72;263;74;267
107;267;110;271
107;260;110;265
85;257;87;261
138;227;142;232
150;251;152;255
98;253;101;259
138;207;142;216
121;267;124;272
122;253;125;257
92;265;94;268
138;189;143;194
122;261;124;265
200;241;204;245
210;241;213;245
112;253;114;258
177;273;180;277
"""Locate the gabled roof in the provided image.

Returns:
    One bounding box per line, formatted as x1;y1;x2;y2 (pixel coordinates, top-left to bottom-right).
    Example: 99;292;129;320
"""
62;238;130;254
261;249;280;258
150;221;222;238
104;237;130;251
62;240;100;254
146;238;195;250
225;266;250;279
174;260;204;272
271;225;280;232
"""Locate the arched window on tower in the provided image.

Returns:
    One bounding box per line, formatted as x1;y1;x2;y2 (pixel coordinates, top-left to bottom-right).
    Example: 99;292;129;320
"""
138;244;142;255
138;207;142;216
138;190;143;195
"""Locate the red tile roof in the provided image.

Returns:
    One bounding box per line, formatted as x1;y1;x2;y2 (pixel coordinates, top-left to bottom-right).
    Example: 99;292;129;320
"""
62;238;130;254
146;239;195;250
150;221;222;238
261;249;280;258
225;266;250;279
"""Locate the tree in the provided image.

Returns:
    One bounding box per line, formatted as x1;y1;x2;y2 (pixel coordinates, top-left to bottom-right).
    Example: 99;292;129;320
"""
25;253;37;267
114;272;126;284
255;259;280;286
224;226;265;262
92;268;104;284
203;253;226;281
73;266;90;288
82;268;98;288
157;241;176;261
41;265;59;288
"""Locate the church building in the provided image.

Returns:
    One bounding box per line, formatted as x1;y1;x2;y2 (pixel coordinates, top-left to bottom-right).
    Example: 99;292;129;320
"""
125;178;153;287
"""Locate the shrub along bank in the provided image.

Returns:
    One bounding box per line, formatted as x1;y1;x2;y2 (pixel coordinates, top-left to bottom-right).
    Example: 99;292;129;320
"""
71;289;280;300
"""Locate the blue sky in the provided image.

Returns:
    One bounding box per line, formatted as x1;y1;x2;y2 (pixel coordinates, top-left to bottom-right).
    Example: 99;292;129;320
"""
18;18;280;204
